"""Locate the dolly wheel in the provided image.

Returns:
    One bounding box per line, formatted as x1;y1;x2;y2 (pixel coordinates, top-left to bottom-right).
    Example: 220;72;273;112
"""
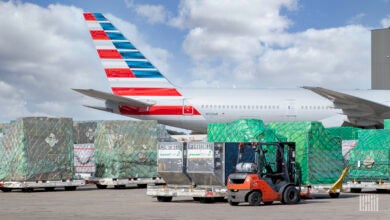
137;184;147;188
282;186;300;204
96;184;107;189
248;191;261;206
350;188;361;193
157;196;172;202
64;186;77;191
44;187;55;192
329;192;340;198
1;188;12;192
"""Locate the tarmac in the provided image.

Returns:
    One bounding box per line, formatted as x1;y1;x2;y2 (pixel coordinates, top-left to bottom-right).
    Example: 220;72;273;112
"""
0;185;389;220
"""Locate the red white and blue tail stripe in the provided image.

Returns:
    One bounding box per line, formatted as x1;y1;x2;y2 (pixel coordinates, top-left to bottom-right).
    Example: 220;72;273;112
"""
82;13;200;116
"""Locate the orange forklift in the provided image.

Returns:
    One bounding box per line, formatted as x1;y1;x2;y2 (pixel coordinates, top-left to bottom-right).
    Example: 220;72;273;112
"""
227;142;301;206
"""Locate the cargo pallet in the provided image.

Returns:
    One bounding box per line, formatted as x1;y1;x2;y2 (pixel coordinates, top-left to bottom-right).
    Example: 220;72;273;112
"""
0;180;85;192
346;181;390;193
147;184;227;202
87;177;165;189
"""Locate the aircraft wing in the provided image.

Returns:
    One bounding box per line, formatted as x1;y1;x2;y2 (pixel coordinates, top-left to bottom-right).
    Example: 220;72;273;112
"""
73;89;154;107
303;86;390;126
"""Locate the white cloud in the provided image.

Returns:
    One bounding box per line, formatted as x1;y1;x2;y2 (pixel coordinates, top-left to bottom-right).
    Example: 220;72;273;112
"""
0;1;170;122
381;15;390;27
135;4;167;24
347;13;366;25
171;0;371;89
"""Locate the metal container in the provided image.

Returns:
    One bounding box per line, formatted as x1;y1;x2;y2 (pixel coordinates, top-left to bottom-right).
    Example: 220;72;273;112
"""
186;142;256;186
157;142;192;185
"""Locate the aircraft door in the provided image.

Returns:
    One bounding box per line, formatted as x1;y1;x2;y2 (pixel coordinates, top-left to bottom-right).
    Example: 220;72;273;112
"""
183;99;194;115
285;100;297;121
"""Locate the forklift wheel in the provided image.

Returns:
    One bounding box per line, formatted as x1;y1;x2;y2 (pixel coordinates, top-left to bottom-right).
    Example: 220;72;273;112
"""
229;200;239;206
329;192;340;198
248;191;262;206
282;186;300;204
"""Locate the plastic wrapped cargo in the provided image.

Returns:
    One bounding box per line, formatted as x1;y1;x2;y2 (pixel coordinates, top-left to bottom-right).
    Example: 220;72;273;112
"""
267;121;344;185
207;119;281;142
349;130;390;182
73;121;97;177
0;117;74;181
74;143;95;173
73;121;97;144
94;120;173;179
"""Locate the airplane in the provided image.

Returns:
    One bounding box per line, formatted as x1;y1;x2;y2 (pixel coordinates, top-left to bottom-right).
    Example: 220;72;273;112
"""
74;12;390;132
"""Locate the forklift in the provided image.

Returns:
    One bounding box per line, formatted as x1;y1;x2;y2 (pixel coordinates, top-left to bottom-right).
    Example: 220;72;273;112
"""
227;142;301;206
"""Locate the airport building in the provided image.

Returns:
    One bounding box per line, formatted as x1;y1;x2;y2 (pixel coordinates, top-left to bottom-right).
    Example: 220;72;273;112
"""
371;28;390;89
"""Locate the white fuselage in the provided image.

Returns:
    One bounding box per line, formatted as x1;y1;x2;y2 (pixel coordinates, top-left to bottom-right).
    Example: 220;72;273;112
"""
112;88;390;132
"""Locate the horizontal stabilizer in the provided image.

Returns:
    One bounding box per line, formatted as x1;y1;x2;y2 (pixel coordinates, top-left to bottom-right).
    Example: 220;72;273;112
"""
73;89;154;107
83;105;114;113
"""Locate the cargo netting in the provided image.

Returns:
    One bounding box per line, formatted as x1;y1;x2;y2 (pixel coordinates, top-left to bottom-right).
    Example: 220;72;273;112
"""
94;120;174;179
73;121;98;144
326;126;361;141
0;117;74;181
384;119;390;129
267;121;345;185
349;129;390;182
207;119;281;142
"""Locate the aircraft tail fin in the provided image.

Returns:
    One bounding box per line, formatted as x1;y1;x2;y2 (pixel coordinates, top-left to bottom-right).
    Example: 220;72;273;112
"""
83;12;181;98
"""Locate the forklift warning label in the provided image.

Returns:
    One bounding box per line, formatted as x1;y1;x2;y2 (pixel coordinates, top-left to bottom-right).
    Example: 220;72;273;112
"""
187;149;213;158
158;150;182;159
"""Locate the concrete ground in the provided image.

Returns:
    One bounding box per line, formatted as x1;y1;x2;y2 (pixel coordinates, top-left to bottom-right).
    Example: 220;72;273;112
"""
0;185;388;220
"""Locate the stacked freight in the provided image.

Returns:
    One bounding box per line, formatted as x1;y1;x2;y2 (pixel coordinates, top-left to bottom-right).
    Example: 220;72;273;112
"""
0;117;74;181
94;120;173;180
73;121;97;174
326;126;361;161
268;121;344;185
349;129;390;182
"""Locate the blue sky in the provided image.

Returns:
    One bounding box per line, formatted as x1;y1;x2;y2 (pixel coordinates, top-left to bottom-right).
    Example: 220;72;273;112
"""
0;0;389;122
